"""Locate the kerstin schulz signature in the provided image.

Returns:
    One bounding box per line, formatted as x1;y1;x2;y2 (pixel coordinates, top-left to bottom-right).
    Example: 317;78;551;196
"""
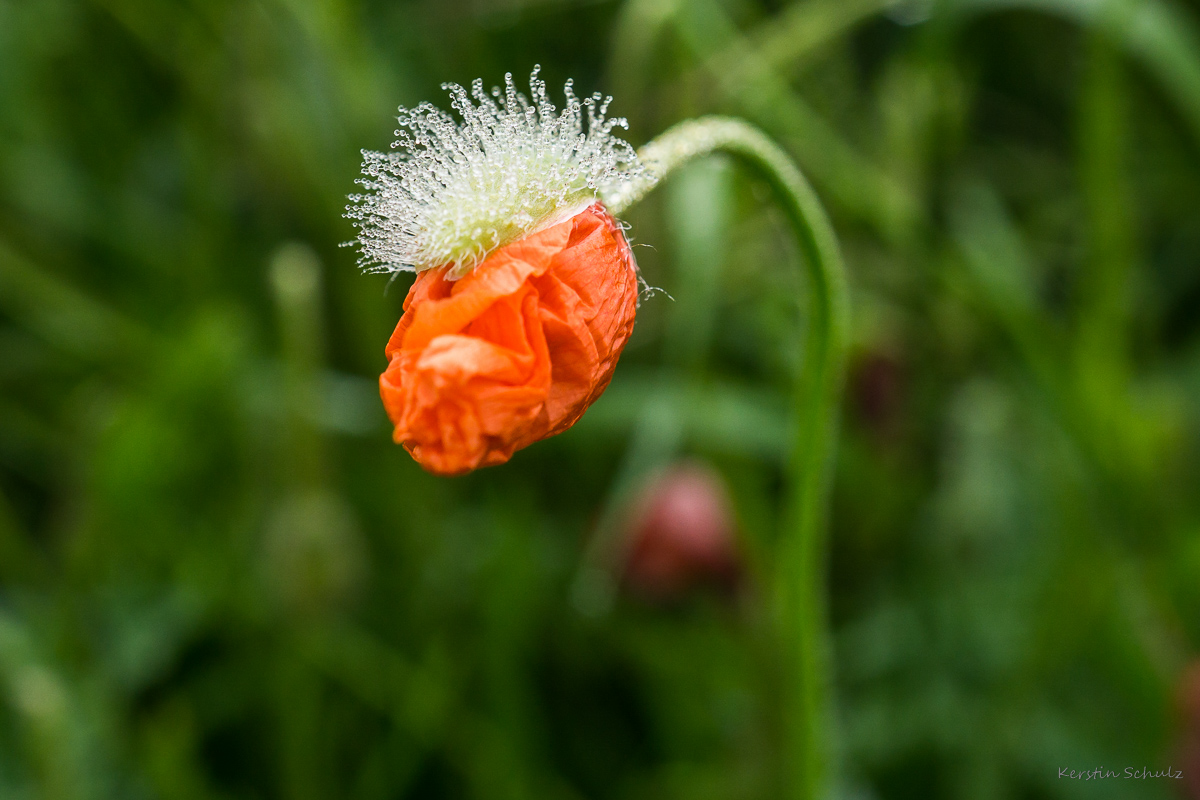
1059;767;1183;780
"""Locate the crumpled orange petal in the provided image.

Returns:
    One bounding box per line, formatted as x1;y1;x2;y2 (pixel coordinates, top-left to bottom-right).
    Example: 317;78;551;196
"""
380;204;639;475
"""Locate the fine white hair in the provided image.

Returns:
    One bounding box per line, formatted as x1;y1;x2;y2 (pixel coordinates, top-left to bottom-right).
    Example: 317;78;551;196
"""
346;67;643;280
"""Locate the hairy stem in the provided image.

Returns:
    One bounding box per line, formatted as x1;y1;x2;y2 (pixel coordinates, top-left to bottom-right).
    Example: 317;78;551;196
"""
609;117;849;800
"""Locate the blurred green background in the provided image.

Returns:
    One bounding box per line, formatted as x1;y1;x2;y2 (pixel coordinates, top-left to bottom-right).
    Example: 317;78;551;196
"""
3;0;1200;797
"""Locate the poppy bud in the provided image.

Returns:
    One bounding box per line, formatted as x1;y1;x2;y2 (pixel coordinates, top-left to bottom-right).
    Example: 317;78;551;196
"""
348;69;644;475
380;205;638;474
620;462;741;601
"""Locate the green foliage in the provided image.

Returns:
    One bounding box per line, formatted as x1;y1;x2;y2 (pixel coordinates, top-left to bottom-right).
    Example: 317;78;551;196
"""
2;0;1199;798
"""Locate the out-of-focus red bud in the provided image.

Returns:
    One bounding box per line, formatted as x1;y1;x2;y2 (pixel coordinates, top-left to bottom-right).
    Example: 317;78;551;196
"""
1184;735;1200;800
1178;662;1200;798
620;462;741;602
849;350;906;441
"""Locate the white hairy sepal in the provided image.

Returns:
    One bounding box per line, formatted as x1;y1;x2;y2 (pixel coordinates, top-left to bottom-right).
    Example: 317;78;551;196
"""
347;68;644;280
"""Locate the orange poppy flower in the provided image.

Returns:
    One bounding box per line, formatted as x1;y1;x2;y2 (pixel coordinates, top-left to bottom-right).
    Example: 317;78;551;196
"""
379;204;638;475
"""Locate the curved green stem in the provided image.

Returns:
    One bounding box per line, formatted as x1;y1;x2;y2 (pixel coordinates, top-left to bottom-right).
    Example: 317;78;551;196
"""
608;117;849;800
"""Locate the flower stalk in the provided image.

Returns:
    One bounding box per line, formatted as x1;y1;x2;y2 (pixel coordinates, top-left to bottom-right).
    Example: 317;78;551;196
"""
611;116;849;800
